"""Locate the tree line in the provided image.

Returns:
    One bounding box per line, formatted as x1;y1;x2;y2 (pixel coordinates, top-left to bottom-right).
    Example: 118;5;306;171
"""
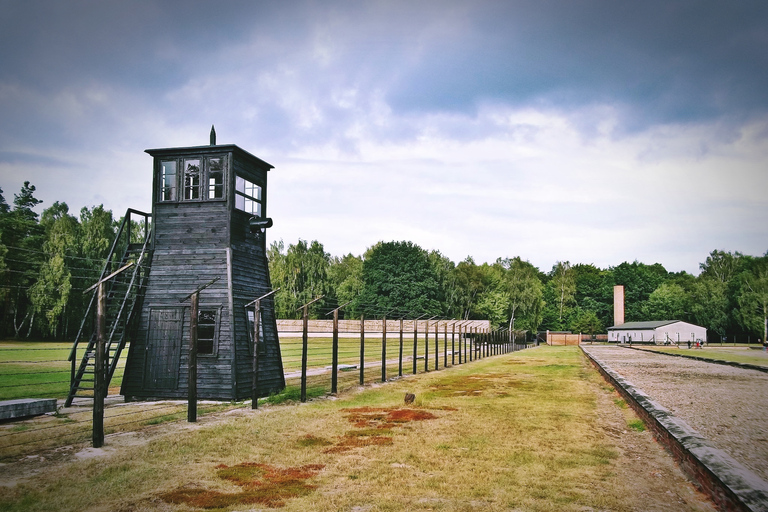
268;242;768;343
1;182;766;342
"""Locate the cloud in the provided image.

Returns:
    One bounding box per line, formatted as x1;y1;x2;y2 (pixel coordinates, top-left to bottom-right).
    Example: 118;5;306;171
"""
0;0;766;275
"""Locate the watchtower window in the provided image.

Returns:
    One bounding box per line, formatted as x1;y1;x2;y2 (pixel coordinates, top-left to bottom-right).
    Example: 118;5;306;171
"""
208;157;225;199
184;159;202;200
235;175;262;216
160;161;177;201
158;155;228;203
197;309;219;355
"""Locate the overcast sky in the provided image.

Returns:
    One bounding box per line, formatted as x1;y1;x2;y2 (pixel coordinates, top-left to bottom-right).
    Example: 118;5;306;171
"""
1;1;766;274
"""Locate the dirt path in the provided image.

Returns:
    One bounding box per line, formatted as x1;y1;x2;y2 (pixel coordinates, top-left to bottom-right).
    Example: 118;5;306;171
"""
583;345;768;483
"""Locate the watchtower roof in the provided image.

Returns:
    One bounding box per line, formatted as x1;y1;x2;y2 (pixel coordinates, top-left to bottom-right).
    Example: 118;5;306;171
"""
145;144;274;170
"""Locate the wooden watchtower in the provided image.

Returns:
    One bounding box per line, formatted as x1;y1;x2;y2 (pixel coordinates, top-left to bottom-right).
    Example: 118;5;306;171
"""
119;129;285;400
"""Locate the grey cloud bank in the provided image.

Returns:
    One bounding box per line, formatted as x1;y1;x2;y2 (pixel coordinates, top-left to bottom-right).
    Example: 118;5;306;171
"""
0;0;766;274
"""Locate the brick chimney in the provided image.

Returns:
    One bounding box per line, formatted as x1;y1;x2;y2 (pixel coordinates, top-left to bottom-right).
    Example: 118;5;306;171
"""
614;285;625;326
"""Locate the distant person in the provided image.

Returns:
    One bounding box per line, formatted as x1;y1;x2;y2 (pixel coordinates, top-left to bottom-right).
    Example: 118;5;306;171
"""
687;340;692;349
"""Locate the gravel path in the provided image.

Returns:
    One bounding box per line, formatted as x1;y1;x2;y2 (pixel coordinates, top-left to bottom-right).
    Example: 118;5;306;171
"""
582;346;768;483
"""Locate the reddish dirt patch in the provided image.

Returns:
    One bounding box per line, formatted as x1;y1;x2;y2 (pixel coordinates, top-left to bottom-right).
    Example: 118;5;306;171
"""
308;406;443;454
340;407;438;429
159;463;324;509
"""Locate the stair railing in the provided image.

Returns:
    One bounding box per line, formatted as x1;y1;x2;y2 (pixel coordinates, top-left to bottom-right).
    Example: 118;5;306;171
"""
67;209;151;405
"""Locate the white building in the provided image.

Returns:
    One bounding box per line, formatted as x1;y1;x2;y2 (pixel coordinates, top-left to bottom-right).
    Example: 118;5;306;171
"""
607;320;707;345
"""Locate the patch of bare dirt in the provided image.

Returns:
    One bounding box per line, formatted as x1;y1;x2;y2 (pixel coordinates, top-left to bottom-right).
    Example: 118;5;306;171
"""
592;377;716;511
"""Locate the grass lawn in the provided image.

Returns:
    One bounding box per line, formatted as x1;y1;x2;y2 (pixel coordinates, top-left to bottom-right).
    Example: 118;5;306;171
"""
278;334;463;373
0;341;127;401
0;346;715;511
642;345;768;367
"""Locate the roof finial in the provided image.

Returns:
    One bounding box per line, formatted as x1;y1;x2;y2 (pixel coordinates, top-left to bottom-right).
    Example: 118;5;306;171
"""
210;125;216;146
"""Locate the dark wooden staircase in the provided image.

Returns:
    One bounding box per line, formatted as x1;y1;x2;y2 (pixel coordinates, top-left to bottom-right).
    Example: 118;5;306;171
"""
66;210;152;406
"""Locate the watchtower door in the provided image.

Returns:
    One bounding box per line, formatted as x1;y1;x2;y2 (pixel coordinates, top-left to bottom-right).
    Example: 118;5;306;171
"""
143;308;183;390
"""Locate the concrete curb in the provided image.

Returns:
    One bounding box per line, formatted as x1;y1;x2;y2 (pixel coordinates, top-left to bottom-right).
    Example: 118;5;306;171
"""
624;346;768;374
582;346;768;512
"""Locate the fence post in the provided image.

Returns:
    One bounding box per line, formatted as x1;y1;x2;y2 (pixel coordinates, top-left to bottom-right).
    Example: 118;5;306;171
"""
360;314;366;385
469;327;473;361
92;281;106;448
451;322;455;366
444;322;448;368
301;304;309;402
251;298;261;409
413;318;418;374
244;288;279;409
458;323;463;364
188;291;199;422
425;320;430;372
332;308;339;394
381;316;387;382
399;318;404;377
434;320;439;370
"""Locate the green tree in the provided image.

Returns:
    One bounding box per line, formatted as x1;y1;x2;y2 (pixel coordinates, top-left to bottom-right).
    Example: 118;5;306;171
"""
690;278;729;336
327;253;363;315
736;255;768;342
691;250;747;337
569;309;603;336
1;182;44;338
268;239;330;319
573;263;612;330
29;202;79;338
475;285;508;328
79;205;115;269
609;261;669;321
496;256;544;333
550;261;576;323
700;250;743;284
0;187;10;306
356;241;441;318
428;250;457;317
642;283;688;321
452;257;489;320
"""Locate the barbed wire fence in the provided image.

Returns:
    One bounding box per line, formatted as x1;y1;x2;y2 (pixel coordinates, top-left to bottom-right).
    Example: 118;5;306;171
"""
0;239;541;460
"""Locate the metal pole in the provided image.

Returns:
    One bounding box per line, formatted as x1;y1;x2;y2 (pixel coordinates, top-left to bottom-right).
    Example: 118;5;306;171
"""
188;291;198;422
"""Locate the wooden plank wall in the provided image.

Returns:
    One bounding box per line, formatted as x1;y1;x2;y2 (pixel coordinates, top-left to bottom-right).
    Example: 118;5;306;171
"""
122;202;234;400
276;319;491;335
547;333;581;346
231;208;285;400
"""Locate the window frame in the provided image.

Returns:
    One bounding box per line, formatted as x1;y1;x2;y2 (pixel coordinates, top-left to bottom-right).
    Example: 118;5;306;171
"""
234;174;263;216
193;305;222;357
158;154;228;204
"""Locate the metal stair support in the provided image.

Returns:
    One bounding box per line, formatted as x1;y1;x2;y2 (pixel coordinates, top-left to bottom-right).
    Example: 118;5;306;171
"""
66;210;152;406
